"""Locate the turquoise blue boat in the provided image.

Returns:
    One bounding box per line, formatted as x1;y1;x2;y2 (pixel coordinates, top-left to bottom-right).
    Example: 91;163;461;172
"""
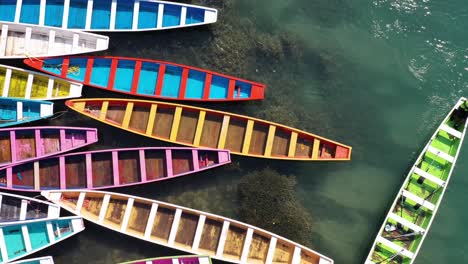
0;216;84;263
10;256;54;264
0;0;217;32
0;98;53;127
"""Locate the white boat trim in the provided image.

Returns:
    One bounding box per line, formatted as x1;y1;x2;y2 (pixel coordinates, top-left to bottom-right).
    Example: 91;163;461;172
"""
22;224;32;252
144;203;158;239
120;198;134;232
412;167;445;187
0;228;8;261
440;123;462;138
401;190;435;211
191;214;206;250
388;213;425;234
427;145;454;163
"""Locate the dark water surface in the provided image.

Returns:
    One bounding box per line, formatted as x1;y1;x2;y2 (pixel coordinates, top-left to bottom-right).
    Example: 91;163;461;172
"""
9;0;467;263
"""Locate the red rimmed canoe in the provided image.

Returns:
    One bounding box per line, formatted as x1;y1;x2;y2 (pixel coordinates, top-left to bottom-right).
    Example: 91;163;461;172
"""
0;126;98;168
24;56;266;102
65;98;352;161
0;147;230;191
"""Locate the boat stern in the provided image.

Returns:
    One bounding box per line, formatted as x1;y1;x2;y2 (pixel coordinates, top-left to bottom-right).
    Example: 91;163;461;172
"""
40;103;54;117
71;217;86;232
23;58;44;70
41;190;60;203
68;82;83;98
250;84;266;100
218;150;231;164
96;37;110;52
204;9;218;24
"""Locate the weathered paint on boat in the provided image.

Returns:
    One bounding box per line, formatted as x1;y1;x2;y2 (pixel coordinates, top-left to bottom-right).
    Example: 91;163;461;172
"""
0;147;230;191
120;255;210;264
365;97;468;264
0;126;98;168
9;256;54;264
23;56;265;102
0;64;82;100
0;216;84;263
0;192;60;225
0;98;53;127
0;0;217;32
65;98;352;161
0;22;109;59
42;190;334;264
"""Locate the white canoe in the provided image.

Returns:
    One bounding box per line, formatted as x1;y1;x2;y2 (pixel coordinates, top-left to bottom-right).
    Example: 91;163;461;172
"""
0;192;60;225
9;256;54;264
0;64;82;100
0;22;109;59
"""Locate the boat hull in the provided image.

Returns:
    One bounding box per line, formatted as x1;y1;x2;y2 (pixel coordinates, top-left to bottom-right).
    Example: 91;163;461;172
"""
0;147;230;191
0;98;53;127
365;97;468;264
0;126;98;168
23;56;265;102
0;22;109;59
0;192;60;225
0;0;217;32
9;256;54;264
0;64;82;100
120;255;210;264
65;98;352;161
42;190;334;264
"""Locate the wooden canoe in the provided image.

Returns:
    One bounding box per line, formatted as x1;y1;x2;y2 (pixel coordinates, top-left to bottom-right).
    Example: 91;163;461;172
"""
0;147;230;191
0;64;82;100
0;216;84;263
65;98;352;161
0;22;109;59
120;255;211;264
0;0;217;32
0;192;60;225
10;256;54;264
42;190;334;264
0;98;53;127
23;56;266;102
365;97;468;264
0;126;98;168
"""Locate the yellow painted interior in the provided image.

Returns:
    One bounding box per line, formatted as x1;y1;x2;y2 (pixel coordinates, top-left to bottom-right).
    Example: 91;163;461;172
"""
8;71;28;98
51;79;71;98
30;74;49;99
0;68;6;95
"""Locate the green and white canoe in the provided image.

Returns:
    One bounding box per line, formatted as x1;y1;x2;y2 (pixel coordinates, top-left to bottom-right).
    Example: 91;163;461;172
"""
365;97;468;264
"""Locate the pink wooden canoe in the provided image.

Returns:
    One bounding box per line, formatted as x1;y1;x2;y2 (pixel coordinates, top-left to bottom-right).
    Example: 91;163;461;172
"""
0;126;98;168
0;147;230;191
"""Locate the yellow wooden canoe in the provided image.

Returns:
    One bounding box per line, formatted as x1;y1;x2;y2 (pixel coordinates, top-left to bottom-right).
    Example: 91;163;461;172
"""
66;98;352;161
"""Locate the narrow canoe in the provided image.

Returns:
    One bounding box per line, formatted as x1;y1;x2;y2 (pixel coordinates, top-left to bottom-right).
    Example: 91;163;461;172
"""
0;126;98;168
0;0;217;32
65;98;351;161
23;56;266;102
0;98;53;127
0;216;84;263
0;64;82;100
0;22;109;59
0;147;230;191
120;255;210;264
365;97;468;264
42;190;334;264
0;192;60;225
10;256;54;264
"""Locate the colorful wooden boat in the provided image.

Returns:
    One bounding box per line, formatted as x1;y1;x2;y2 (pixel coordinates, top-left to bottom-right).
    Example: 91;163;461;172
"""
10;256;54;264
0;126;98;168
65;98;352;161
120;255;210;264
365;97;468;264
23;56;265;102
0;98;53;127
0;216;84;263
0;64;82;100
0;147;230;191
0;22;109;59
0;192;60;225
0;0;217;32
42;190;334;264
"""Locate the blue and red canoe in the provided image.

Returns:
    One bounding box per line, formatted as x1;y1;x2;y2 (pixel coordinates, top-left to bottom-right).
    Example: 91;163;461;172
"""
24;56;266;102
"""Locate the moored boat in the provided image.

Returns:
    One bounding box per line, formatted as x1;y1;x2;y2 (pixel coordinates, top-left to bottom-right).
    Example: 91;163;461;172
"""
0;64;82;100
23;56;265;102
0;147;230;191
365;97;468;264
42;190;334;264
120;255;210;264
65;98;352;161
0;0;217;32
0;192;60;225
0;98;53;127
0;216;85;263
0;126;98;168
9;256;53;264
0;22;109;59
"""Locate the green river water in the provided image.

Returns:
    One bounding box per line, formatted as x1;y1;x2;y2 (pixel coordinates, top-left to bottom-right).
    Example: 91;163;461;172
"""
12;0;467;263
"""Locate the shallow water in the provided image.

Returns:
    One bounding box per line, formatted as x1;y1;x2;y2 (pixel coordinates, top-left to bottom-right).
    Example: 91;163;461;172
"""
7;0;467;263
